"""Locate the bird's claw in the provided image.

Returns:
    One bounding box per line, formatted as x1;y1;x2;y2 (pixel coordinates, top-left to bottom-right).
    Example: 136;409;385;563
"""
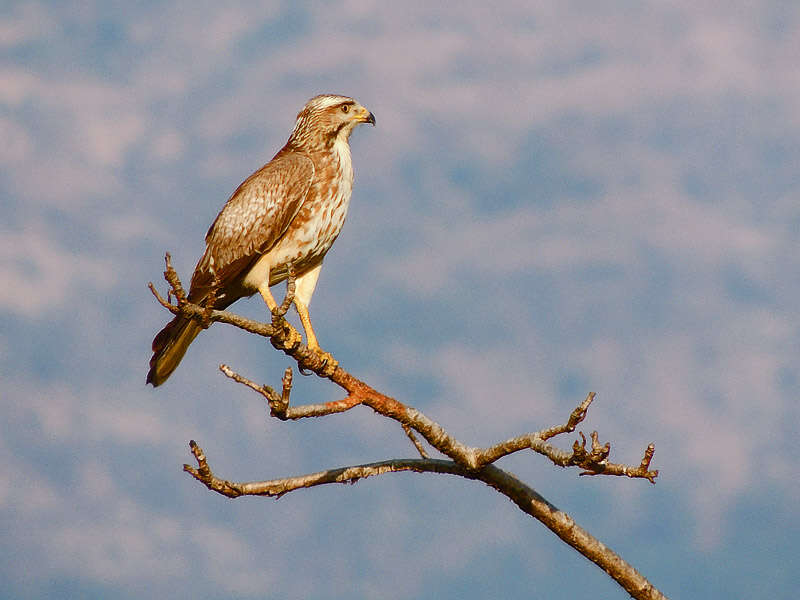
271;318;302;351
316;350;338;377
299;348;338;377
284;327;302;349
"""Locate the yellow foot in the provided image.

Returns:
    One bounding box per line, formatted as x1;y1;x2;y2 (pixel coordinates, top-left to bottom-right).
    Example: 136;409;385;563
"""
272;320;302;350
286;327;302;348
313;349;338;377
299;346;338;377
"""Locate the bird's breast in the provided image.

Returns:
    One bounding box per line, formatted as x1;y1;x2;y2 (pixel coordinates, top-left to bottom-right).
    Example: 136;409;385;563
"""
267;143;354;276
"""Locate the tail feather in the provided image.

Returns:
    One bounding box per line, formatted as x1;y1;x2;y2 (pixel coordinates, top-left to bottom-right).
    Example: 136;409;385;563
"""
147;316;203;386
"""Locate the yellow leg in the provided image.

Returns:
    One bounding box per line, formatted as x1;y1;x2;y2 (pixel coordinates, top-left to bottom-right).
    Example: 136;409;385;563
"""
293;264;337;374
295;299;336;374
259;280;301;348
258;281;279;312
294;301;320;351
293;264;323;349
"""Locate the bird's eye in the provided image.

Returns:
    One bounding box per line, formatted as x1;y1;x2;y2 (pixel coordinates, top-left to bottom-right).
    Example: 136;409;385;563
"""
341;104;350;113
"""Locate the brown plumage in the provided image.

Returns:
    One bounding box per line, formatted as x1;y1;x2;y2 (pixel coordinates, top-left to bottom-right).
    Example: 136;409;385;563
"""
147;94;375;386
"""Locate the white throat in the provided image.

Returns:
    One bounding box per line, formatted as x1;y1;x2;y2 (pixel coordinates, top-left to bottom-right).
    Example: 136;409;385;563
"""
332;133;354;189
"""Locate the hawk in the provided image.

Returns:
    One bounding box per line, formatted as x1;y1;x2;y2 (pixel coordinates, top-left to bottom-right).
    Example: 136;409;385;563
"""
147;94;375;386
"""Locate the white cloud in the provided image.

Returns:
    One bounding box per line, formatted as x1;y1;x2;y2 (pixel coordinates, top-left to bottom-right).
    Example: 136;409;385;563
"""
0;2;56;47
0;116;34;163
148;128;186;162
0;228;116;318
0;66;40;106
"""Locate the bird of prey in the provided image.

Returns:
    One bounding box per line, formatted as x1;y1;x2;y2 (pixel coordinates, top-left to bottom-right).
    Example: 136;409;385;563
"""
147;94;375;386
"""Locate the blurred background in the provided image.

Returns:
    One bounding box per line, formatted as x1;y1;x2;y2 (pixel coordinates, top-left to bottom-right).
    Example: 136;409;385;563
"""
2;2;798;598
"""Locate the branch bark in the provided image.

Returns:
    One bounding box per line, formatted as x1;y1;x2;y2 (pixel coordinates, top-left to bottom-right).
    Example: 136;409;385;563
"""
151;254;665;600
184;443;663;599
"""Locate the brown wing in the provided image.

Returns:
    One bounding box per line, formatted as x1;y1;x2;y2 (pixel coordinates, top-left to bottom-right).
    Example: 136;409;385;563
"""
188;149;315;302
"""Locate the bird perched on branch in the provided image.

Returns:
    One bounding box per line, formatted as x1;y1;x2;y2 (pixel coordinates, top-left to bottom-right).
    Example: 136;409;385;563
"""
147;94;375;386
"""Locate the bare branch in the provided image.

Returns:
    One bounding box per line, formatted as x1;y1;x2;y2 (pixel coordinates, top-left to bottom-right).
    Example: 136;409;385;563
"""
220;358;654;481
184;440;456;498
183;440;242;498
473;464;666;600
154;257;663;599
579;440;659;483
219;363;363;420
273;267;295;318
275;366;293;416
148;281;176;312
148;280;277;336
402;423;430;459
152;264;655;478
184;441;667;600
541;392;595;440
199;271;222;329
163;252;187;305
219;364;281;405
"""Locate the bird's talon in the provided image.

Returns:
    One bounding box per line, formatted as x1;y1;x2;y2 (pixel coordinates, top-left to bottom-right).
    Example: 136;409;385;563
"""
286;327;302;349
315;350;338;377
271;320;302;351
297;347;338;377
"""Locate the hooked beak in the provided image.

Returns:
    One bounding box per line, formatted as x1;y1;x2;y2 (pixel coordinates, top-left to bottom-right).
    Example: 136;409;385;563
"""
358;107;376;126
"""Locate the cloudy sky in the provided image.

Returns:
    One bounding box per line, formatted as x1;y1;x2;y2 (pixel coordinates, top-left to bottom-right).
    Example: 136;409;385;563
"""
2;1;798;598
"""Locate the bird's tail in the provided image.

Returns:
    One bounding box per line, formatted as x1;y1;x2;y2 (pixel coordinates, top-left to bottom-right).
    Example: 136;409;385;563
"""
147;316;203;386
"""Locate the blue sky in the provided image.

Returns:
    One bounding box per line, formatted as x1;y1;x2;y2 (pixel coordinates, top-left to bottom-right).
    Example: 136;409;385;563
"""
2;1;798;598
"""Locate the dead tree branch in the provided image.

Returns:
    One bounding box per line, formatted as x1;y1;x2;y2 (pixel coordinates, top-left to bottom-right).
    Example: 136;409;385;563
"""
184;442;663;600
151;254;664;600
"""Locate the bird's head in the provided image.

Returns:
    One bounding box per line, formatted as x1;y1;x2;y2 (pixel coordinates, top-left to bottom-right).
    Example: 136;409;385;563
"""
289;94;375;150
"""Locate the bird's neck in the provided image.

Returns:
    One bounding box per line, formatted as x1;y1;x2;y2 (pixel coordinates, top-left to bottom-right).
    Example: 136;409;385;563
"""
287;134;354;185
330;134;354;186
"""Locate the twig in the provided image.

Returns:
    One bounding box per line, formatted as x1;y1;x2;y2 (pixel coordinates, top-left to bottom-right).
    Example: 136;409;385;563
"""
185;441;666;600
219;359;657;481
220;363;363;419
273;268;295;318
163;252;187;305
402;423;430;459
155;265;656;479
